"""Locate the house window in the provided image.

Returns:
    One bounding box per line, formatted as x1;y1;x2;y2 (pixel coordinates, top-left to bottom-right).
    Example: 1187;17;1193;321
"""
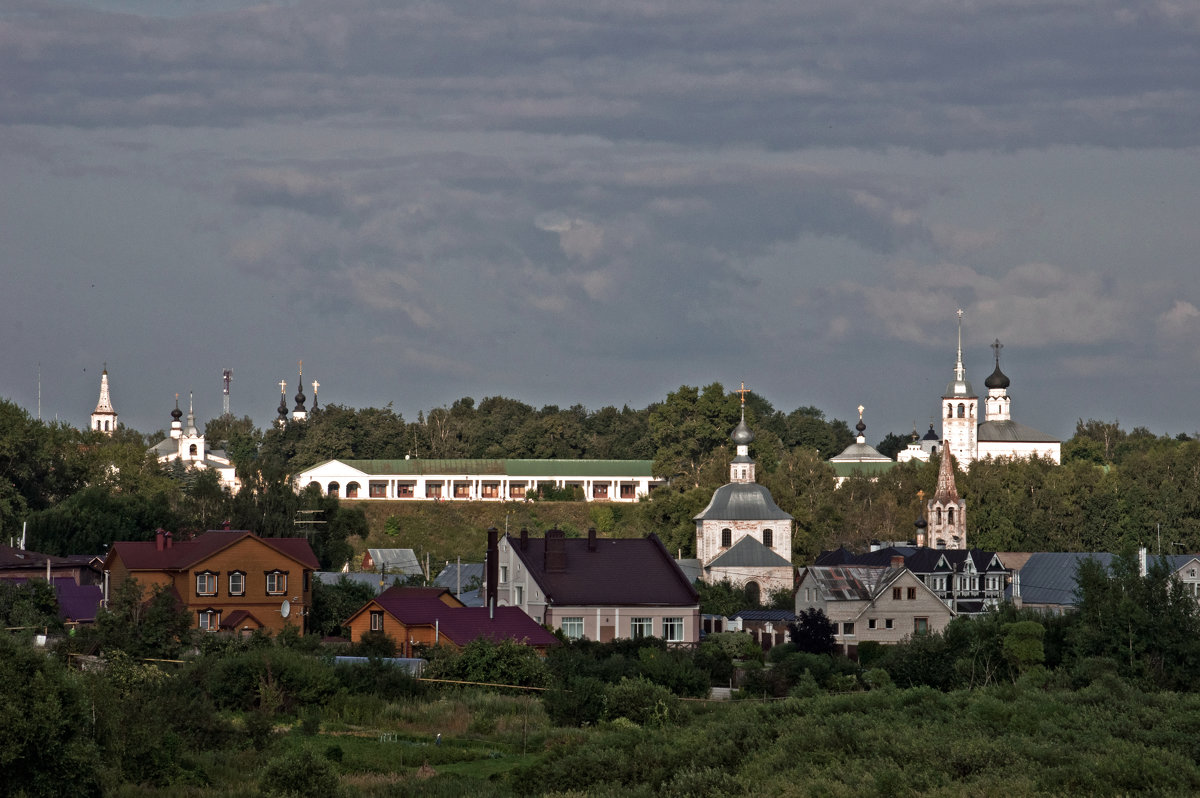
370;610;384;632
500;565;508;583
481;483;499;498
426;483;443;499
561;617;584;640
842;622;854;636
721;528;732;548
228;571;245;596
195;571;217;597
663;617;684;643
346;482;360;498
396;482;415;497
763;529;773;548
907;587;917;600
885;619;894;630
327;482;340;497
630;617;653;639
369;481;387;498
892;587;902;601
620;484;636;499
266;571;287;595
593;483;609;499
914;617;929;635
510;483;526;498
514;585;524;605
454;483;470;498
868;619;877;630
198;610;220;631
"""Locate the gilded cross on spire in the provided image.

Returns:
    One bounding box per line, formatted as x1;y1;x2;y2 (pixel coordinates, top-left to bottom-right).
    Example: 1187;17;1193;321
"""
298;360;303;377
312;379;319;394
735;381;751;406
917;489;925;503
278;379;287;394
992;338;1003;364
857;404;865;421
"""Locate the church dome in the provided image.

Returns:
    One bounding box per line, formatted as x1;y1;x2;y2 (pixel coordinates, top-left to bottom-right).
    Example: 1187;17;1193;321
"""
922;423;940;441
731;418;754;446
170;403;183;422
984;363;1010;390
944;376;975;397
694;483;791;522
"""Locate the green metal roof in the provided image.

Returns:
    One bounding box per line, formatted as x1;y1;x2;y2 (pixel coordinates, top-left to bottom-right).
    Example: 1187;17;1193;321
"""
829;461;898;478
331;458;655;478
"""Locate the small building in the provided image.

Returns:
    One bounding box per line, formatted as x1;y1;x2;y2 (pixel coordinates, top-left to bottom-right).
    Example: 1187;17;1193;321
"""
104;529;318;636
487;527;701;644
148;393;239;493
828;406;897;485
817;545;1009;614
342;586;558;656
361;548;423;579
795;561;955;657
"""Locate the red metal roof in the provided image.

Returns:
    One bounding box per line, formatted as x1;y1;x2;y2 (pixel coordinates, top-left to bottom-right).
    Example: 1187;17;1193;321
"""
507;533;699;607
368;587;558;647
108;530;319;572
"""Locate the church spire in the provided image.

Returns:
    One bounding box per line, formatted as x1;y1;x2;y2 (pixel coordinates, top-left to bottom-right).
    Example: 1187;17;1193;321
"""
90;364;118;435
185;391;199;436
941;309;978;466
927;450;966;549
276;379;289;428
729;381;756;484
292;361;308;422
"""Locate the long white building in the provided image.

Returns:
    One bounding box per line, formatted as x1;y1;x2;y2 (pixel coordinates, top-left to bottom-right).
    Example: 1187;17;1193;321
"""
295;458;662;502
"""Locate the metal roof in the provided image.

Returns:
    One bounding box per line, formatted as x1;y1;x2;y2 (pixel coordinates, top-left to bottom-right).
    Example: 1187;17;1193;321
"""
977;419;1059;443
317;458;655;477
694;483;792;522
706;536;793;569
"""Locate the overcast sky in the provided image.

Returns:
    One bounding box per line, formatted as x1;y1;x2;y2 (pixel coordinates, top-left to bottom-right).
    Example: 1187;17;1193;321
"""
3;0;1200;443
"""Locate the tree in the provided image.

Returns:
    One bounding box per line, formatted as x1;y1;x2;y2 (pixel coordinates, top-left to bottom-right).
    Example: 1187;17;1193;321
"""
309;575;376;637
649;384;739;488
788;607;836;655
94;579;193;659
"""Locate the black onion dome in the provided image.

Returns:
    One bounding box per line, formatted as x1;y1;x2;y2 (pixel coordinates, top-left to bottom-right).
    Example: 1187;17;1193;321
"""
985;363;1010;390
855;418;867;434
914;512;928;530
277;393;288;418
731;418;755;445
170;401;183;422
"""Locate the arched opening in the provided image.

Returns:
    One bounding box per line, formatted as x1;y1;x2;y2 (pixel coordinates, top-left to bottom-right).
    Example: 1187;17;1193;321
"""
936;507;943;524
957;403;965;418
327;481;340;497
946;404;953;418
762;528;773;549
947;507;955;524
744;581;761;606
189;444;198;456
346;481;360;498
307;481;320;491
721;528;732;548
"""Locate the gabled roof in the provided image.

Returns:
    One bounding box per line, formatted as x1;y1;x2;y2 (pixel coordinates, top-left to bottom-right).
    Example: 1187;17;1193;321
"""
977;420;1059;443
694;483;792;522
108;531;319;572
6;577;103;623
815;546;1004;574
221;609;265;629
432;562;485;591
363;586;557;647
707;536;792;569
365;548;422;575
1013;552;1114;607
507;533;699;607
800;565;901;602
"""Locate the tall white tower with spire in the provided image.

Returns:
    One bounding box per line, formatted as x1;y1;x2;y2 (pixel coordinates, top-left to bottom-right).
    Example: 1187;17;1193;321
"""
941;310;978;466
90;365;118;435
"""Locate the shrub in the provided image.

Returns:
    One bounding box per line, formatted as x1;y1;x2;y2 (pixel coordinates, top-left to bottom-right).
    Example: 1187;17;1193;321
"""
605;677;679;726
260;746;340;798
543;676;608;727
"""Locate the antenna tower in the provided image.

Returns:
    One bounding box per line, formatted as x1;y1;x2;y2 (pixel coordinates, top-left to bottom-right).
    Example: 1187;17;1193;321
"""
222;369;232;416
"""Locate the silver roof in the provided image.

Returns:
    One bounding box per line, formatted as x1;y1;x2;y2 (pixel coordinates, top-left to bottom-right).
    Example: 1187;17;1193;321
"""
694;483;792;522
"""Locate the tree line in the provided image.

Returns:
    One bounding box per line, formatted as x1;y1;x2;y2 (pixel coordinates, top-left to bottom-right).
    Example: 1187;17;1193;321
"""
4;383;1200;564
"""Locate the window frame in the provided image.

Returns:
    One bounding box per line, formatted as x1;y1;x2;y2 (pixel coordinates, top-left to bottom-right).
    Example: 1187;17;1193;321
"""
662;617;684;643
198;609;220;631
370;610;384;632
265;570;288;595
228;571;245;597
195;571;218;597
630;617;654;639
561;617;585;640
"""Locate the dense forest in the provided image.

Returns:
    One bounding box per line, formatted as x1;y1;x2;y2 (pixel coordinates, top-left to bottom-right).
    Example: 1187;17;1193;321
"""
3;385;1200;567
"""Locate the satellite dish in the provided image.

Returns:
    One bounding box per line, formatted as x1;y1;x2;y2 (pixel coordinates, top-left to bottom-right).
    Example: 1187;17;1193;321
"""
280;599;291;619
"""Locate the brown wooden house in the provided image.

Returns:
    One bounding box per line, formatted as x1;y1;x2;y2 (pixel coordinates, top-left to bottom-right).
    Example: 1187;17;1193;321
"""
104;529;319;636
343;586;558;656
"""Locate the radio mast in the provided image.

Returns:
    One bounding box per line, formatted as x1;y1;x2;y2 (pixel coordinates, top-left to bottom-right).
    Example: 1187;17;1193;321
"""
222;369;232;416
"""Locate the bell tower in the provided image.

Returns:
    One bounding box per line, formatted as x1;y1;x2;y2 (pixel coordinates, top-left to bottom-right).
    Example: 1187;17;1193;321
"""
90;365;118;435
940;309;978;466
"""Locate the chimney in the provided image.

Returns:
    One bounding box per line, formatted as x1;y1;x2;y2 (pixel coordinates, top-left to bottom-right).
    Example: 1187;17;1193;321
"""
222;520;231;531
520;528;529;551
155;527;166;552
890;555;905;569
587;527;597;552
545;528;567;572
165;530;173;550
485;526;499;617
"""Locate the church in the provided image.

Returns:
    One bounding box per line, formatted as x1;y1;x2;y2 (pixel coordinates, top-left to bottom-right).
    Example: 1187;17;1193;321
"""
148;393;240;493
940;310;1061;466
689;387;795;603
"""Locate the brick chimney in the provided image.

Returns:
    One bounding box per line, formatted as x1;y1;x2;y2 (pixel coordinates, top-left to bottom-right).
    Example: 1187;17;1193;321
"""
485;527;499;615
164;530;173;550
545;528;567;572
890;555;905;569
587;527;597;552
155;528;166;552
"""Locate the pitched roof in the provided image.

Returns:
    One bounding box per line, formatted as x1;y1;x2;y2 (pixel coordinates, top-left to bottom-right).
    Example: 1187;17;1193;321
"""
432;562;485;591
109;531;319;572
368;587;557;647
706;536;793;569
815;546;1004;574
731;609;797;622
1013;552;1113;607
694;483;792;522
507;533;699;607
977;419;1059;443
365;548;422;575
801;565;901;601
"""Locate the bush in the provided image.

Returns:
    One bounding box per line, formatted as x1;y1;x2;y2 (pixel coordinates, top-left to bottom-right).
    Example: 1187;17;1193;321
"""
605;677;679;726
260;746;340;798
543;676;608;727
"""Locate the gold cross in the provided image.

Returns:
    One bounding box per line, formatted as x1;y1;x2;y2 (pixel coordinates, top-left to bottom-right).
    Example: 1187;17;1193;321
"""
279;379;287;394
735;381;751;406
917;489;925;503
